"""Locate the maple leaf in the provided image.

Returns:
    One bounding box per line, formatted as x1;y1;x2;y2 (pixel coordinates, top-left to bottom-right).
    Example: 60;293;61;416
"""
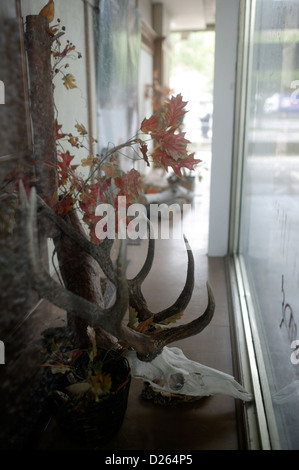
114;169;141;198
55;121;67;140
160;131;190;160
101;161;122;179
140;115;160;134
159;310;184;325
128;307;139;328
68;135;79;147
127;168;141;196
97;372;112;396
63;73;77;90
140;143;150;166
164;94;188;128
81;155;97;167
58;150;75;168
55;194;76;216
75;123;88;135
57;150;77;186
171;153;202;177
151;147;173;172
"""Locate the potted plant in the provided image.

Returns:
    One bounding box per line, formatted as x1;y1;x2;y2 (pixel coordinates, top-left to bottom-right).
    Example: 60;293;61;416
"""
43;326;131;449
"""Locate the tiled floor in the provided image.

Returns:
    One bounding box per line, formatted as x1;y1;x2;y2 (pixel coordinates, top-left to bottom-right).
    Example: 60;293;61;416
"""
36;145;249;450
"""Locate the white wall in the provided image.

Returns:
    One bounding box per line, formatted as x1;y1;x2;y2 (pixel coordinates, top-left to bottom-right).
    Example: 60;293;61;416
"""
208;0;240;256
21;0;97;274
137;0;152;24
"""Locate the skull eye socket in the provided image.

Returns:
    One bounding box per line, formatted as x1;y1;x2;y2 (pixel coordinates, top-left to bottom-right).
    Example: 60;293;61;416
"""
169;373;185;391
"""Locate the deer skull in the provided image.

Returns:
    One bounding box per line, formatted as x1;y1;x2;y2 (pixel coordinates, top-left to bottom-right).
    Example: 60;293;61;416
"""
126;346;253;401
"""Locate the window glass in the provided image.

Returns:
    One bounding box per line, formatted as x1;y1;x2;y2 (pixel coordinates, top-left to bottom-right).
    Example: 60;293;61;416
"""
239;0;299;449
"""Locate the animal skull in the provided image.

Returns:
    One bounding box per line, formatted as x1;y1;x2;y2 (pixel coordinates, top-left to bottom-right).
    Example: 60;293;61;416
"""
125;346;253;401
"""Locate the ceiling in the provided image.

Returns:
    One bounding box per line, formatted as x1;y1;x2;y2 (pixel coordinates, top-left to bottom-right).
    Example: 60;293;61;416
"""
153;0;216;32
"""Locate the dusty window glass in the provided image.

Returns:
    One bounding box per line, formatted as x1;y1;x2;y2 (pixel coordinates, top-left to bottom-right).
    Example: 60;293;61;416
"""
97;0;141;170
239;0;299;449
0;1;31;158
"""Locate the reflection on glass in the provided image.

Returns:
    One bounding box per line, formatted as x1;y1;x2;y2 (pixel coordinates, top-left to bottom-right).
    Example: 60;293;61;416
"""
239;0;299;449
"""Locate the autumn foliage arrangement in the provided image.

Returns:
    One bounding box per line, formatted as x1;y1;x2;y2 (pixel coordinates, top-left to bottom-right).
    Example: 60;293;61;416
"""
51;94;200;243
1;16;200;241
50;27;200;238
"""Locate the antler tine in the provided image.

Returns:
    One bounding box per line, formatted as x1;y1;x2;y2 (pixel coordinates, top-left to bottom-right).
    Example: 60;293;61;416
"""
120;282;215;363
128;221;155;322
129;219;155;284
128;234;195;324
20;186;128;336
153;235;194;324
147;282;215;354
37;194;115;281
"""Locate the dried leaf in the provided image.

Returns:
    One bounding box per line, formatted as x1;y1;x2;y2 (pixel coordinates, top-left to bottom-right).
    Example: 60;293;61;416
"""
140;143;150;166
98;372;112;395
159;310;185;325
81;155;97;167
68;135;79;147
55;121;67;140
75;123;88;135
63;73;77;90
128;307;138;328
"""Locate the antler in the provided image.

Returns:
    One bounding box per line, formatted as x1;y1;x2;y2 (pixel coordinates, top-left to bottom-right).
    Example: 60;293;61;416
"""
128;234;194;324
37;194;115;282
20;184;215;362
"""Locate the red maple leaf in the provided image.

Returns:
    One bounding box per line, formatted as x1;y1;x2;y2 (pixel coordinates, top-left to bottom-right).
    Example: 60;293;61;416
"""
160;131;190;160
115;168;141;198
164;94;188;128
171;153;202;177
152;148;201;177
55;121;67;140
55;194;76;216
57;151;77;186
140;115;160;134
151;148;174;171
140;143;150;166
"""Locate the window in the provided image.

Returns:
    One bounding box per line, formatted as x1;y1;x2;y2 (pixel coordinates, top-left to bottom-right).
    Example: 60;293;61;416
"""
235;0;299;450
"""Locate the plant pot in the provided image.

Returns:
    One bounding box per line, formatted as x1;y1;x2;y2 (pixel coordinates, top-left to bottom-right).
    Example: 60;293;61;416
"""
48;349;131;449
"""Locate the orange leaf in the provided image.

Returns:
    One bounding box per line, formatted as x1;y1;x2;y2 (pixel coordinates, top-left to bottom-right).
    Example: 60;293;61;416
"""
68;135;79;147
39;0;55;23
